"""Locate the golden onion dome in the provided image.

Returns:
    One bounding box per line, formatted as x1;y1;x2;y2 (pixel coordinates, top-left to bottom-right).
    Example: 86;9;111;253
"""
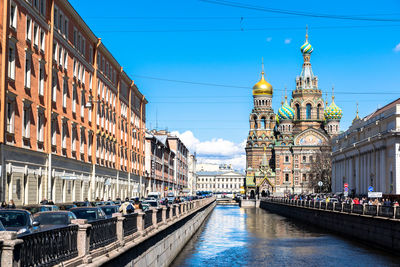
252;71;273;96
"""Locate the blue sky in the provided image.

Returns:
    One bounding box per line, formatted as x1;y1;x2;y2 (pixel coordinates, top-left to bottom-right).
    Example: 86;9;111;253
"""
70;0;400;169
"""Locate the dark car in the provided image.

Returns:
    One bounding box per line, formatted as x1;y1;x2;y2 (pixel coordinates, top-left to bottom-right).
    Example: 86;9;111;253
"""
57;203;78;210
21;205;59;215
99;205;119;218
33;211;77;230
0;209;40;235
70;207;106;222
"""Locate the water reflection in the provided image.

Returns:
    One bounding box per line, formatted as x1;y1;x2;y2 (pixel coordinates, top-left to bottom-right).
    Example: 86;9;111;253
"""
171;206;400;267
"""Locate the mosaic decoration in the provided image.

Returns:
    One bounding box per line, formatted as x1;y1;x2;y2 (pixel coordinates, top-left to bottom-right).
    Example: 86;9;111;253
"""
324;100;343;120
277;99;295;121
300;41;313;54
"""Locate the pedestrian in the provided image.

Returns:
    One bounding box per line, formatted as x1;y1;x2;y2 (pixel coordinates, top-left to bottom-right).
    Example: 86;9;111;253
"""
40;198;48;205
48;199;54;205
1;201;7;209
7;199;16;209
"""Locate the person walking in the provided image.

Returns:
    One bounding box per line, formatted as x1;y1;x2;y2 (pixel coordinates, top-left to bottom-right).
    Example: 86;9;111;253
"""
7;199;16;209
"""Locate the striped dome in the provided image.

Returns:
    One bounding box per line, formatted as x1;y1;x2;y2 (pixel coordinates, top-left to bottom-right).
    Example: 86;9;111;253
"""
324;101;342;121
278;99;295;121
300;41;313;54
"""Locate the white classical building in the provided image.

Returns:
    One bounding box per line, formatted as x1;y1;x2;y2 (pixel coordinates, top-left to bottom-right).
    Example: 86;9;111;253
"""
196;164;244;194
331;98;400;196
188;154;198;195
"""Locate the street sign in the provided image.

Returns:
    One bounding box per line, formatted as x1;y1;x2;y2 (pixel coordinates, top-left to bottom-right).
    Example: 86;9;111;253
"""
368;192;382;198
344;183;348;188
344;187;349;192
317;181;323;187
344;192;349;197
368;186;373;192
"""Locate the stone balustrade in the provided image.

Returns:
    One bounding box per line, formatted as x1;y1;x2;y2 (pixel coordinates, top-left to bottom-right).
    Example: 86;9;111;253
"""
263;198;400;219
0;197;216;267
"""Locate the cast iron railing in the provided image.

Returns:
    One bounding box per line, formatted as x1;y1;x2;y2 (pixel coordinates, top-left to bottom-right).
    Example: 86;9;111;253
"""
144;209;153;229
123;213;138;236
379;206;394;218
156;208;163;224
166;206;170;220
14;225;78;267
89;217;117;250
365;205;377;216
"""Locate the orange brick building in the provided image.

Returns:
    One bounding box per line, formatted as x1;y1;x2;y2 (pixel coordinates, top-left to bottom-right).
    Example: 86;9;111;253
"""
0;0;147;204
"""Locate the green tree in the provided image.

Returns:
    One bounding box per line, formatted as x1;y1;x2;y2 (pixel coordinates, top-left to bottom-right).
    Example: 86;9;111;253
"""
308;150;332;193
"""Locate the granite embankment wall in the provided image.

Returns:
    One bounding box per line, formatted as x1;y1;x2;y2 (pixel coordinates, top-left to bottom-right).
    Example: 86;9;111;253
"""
100;200;216;267
260;200;400;252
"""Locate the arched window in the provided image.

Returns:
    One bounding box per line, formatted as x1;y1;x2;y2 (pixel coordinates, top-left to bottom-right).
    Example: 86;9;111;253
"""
317;104;321;119
295;104;300;120
306;104;311;119
261;117;267;129
253;116;258;129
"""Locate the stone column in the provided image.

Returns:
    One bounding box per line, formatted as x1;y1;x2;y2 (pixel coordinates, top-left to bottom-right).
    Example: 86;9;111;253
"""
112;213;125;246
71;219;92;264
152;208;158;229
0;232;23;267
136;212;145;235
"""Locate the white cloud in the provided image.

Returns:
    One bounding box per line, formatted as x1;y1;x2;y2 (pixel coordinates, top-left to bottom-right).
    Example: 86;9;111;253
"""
284;38;292;44
394;43;400;52
171;130;246;170
266;37;272;42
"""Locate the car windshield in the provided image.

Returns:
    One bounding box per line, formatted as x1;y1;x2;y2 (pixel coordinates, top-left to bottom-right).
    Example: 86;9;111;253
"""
72;210;98;221
101;207;118;216
25;207;40;214
0;211;28;227
40;206;54;212
35;213;68;225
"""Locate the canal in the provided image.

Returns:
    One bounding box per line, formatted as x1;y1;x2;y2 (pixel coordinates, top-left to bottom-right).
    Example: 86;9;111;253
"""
171;205;400;267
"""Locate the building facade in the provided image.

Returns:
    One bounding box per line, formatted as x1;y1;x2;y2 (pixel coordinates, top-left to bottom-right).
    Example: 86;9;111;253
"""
0;0;147;204
332;99;400;196
145;130;189;196
187;153;197;195
196;167;244;195
245;31;342;197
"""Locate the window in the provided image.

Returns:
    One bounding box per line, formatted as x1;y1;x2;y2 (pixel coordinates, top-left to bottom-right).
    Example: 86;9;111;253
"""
89;46;93;63
23;104;31;138
6;99;15;134
40;30;45;52
8;41;16;80
80;128;85;154
64;19;68;38
52;71;57;102
71;125;76;152
302;156;306;162
54;7;58;29
64;51;68;70
39;61;45;96
317;104;321;120
73;59;76;77
37;110;44;142
26;16;32;41
88;132;92;157
10;2;17;29
24;51;31;89
73;28;77;47
81;92;85;118
51;119;57;146
33;24;39;47
303;174;307;182
58;47;63;67
39;0;45;16
285;173;289;182
72;84;77;113
295;104;300;120
62;78;67;108
53;43;58;63
285;156;289;163
309;156;313;162
62;121;67;149
306;104;311;119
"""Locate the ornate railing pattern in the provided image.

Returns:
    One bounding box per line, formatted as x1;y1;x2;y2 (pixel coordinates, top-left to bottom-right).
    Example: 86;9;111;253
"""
144;209;153;229
264;198;400;220
14;225;78;267
89;217;117;250
123;213;138;237
156;208;163;223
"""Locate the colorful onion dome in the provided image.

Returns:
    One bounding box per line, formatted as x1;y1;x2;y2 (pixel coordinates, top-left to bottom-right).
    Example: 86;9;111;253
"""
324;99;343;121
300;40;313;54
253;71;273;96
278;98;295;121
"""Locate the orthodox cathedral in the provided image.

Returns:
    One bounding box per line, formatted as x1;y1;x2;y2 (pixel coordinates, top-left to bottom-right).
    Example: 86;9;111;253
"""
245;31;343;197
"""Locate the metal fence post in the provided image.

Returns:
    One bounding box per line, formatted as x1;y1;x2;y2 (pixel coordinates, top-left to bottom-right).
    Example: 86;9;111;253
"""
112;213;125;246
0;231;23;267
71;219;92;263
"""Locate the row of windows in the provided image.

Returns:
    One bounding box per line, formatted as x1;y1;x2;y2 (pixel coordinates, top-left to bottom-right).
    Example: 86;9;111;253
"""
199;177;242;182
283;155;314;163
198;184;241;189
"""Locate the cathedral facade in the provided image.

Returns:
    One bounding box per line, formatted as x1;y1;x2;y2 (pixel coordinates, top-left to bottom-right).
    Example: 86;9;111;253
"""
245;32;343;197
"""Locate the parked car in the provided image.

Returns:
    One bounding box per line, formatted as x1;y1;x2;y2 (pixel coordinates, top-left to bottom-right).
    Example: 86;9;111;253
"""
70;207;106;222
57;203;78;210
21;205;59;215
33;211;77;230
0;209;40;235
99;205;119;218
142;200;160;208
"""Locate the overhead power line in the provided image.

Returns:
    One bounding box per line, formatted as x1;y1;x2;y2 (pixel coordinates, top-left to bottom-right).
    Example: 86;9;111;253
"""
132;74;399;95
200;0;400;22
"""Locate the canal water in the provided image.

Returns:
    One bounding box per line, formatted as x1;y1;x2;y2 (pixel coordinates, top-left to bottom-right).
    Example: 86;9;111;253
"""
171;205;400;267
